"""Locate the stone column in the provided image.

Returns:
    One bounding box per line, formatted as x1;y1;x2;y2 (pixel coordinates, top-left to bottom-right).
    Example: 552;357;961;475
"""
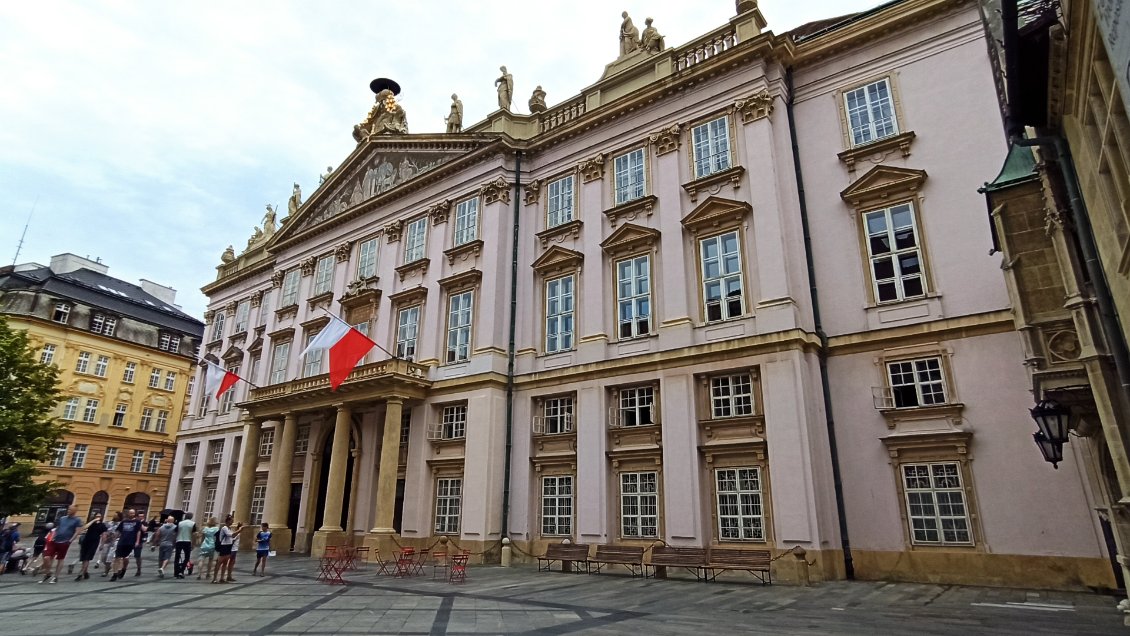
265;412;298;551
370;397;403;534
232;414;262;549
312;403;351;555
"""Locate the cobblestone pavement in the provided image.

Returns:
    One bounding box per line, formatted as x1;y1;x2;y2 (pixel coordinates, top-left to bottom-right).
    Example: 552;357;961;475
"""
0;555;1124;635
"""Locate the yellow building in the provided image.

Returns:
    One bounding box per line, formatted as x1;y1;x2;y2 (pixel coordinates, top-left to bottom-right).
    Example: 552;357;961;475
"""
0;254;204;526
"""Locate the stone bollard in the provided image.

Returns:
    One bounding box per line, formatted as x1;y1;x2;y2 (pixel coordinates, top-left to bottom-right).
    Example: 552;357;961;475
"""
501;537;512;568
791;546;810;587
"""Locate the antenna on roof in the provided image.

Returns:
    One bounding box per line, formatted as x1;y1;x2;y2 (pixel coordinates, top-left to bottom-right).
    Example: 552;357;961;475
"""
11;195;38;266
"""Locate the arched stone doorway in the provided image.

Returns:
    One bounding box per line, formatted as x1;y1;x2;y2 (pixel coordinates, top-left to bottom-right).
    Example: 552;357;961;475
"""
35;489;74;531
89;491;109;520
124;492;151;519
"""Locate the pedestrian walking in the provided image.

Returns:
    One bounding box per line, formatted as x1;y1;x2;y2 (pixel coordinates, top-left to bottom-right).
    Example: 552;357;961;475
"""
23;522;51;574
252;523;272;576
40;505;83;584
173;513;196;579
99;513;121;576
211;516;243;583
110;509;143;581
196;517;218;581
75;513;106;581
0;522;17;575
152;516;176;578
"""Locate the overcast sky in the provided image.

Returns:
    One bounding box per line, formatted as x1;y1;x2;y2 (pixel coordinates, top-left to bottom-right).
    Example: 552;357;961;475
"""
1;0;884;319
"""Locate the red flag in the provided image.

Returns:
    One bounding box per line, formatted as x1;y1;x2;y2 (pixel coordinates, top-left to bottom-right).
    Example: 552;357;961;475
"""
301;316;377;390
203;359;240;398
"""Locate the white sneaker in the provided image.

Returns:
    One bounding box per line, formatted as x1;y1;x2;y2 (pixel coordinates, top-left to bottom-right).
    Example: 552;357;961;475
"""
49;577;57;584
158;568;164;578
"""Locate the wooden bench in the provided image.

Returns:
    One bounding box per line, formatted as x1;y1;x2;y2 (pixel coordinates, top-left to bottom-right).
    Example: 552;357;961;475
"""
705;548;772;585
537;543;590;573
646;546;707;580
587;545;645;577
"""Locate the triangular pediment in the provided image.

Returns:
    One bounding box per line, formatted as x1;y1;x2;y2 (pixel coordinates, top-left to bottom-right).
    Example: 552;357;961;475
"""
840;165;928;207
600;223;660;255
270;135;498;247
531;246;584;276
220;345;244;363
680;196;752;234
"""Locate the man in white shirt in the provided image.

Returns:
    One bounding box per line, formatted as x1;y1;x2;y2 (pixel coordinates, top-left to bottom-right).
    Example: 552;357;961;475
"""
173;513;197;580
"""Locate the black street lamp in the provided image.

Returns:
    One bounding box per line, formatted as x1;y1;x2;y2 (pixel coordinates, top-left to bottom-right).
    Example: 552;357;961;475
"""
1032;431;1064;469
1030;399;1070;469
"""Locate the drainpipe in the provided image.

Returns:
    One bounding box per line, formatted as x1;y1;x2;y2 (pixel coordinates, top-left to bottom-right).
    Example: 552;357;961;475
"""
501;150;522;543
786;67;854;579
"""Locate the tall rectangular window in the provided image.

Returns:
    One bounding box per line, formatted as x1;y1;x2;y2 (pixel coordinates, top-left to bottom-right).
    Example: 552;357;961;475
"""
52;302;71;324
155;410;169;433
446;291;473;363
203;487;217;521
250;485;267;525
219;366;238;413
258;292;270;326
613;148;646;205
541;475;574;536
93;355;109;377
313;255;335;295
149;368;162;388
102;447;118;471
545;275;574;353
844;78;898;146
396;306;420;360
112;404;127;427
186;443;200;466
180;486;192;513
51;443;67;467
209;440;225;464
210;313;226;341
295;425;310;454
700;231;743;322
39;344;56;365
140;408;154;431
620;471;659;538
122;362;136;384
864;203;925;303
82;399;99;423
692;117;731;178
716;467;764;541
616;255;650;338
233;300;251;333
887;358;946;408
303;332;324;377
617;386;654;427
269;342;290;384
147;452;161;474
453;197;479;246
434;477;463;534
440;404;467;440
259;429;275;457
130;450;145;473
70;443;88;468
547;175;575;228
710;373;754;418
404;217;428;263
538;396;574;435
902;463;971;545
280;269;300;307
357;237;379;279
164;371;176;391
75;351;90;374
62;397;80;421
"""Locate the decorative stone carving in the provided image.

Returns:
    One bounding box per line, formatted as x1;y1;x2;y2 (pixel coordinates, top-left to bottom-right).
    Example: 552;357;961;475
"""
579;153;605;182
682;166;746;203
640;17;665;53
480;176;512;205
353;89;409;142
619;12;640;57
250;290;264;308
270;270;285;288
384;219;404;243
263;203;278;236
837;131;916;173
444;239;483;265
445;94;463;133
536;219;584;247
495;66;514;111
524;179;542;206
224;301;238;315
1045;206;1067;235
604;195;658;228
203;310;215;322
319;166;334;185
428;199;452;225
1047;328;1082;362
529;86;547;113
395;258;430;282
299;256;317;277
335;241;353;263
220;246;235;263
288;183;303;219
649;123;681;155
736;91;773;123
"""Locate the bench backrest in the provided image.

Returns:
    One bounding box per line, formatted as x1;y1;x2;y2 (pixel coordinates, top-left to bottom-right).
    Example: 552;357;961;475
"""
593;545;645;560
708;548;771;567
544;543;590;560
648;546;707;565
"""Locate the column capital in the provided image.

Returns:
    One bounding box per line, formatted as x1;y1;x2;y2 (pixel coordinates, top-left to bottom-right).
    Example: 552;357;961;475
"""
332;402;351;413
385;395;407;406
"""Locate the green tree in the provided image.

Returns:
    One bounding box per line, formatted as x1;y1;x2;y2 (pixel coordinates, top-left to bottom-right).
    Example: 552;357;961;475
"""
0;315;66;516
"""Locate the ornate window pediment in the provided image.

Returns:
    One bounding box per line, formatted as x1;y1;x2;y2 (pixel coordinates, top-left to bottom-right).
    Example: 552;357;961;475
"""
536;219;583;247
531;246;584;277
437;268;483;292
600;223;660;257
220;345;244;363
840;164;927;209
246;335;264;355
603;194;657;228
300;316;330;333
388;285;428;306
680;196;752;234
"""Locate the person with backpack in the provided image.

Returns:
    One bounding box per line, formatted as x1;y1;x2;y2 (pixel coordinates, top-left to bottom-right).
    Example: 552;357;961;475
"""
0;523;15;575
211;516;243;583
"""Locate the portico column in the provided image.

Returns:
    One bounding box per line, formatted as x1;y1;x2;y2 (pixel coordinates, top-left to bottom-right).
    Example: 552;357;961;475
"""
370;397;404;534
319;403;352;532
266;412;298;531
232;414;262;526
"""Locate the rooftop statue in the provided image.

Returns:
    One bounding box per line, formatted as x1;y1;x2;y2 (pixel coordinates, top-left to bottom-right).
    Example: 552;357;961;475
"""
319;165;334;184
353;88;409;142
641;17;665;53
221;245;235;264
287;182;302;218
495;66;514;111
263;204;277;236
620;12;640;56
445;93;464;132
528;85;547;113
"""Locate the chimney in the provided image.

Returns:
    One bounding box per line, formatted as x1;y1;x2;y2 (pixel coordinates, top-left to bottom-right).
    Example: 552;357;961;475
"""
140;279;178;305
49;253;110;275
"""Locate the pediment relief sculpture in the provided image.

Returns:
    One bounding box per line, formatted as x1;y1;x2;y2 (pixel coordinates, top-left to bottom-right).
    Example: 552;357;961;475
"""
353;88;409;142
531;245;584;276
840;164;928;208
480;176;512;205
680;196;752;234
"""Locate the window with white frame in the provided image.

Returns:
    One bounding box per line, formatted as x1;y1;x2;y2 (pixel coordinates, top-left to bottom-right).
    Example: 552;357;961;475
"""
75;351;90;374
186;443;199;466
93;355;109;377
70;443;88;468
147;452;161;474
52;302;71;324
158;333;181;353
39;343;56;365
844;78;898;147
453;197;479;246
180;486;192;513
295;425;310;454
902;463;972;545
700;231;744;322
446;291;473;363
82;399;99;423
541;475;573;536
715;467;764;541
219;366;238;413
164;371;176;391
208;440;225;464
616;255;651;339
249;485;267;525
123;362;136;384
404;216;428;263
102;447;118;471
140;408;154;431
620;471;659;538
692;116;731;178
280;269;300;307
436;404;467;440
197;393;210;417
130;450;145;473
90;313;117;336
312;255;335;295
210;312;226;341
51;443;67;467
61;397;79;421
112;404;127;427
434;477;462;534
617;386;655;427
547;175;575;228
864;203;925;303
357;237;379;279
545;275;574;353
710;373;754;418
887;357;947;408
149;368;162;388
187;376;195;399
155;410;169;433
259;429;275;457
258;292;270;326
203;486;217;521
233;300;251;333
613;148;646;205
269;342;290;384
396;305;420;360
400;412;411;446
538;396;574;435
303;332;324;377
248;357;260;386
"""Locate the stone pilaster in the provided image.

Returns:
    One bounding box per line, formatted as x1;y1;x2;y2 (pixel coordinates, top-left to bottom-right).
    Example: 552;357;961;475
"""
265;412;298;551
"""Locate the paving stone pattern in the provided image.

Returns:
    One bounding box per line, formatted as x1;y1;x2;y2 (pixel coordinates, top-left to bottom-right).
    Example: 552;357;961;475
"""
0;555;1124;635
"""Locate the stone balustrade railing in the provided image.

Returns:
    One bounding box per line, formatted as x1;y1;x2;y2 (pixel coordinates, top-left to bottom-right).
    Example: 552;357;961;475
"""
246;358;429;401
539;96;587;133
673;25;739;72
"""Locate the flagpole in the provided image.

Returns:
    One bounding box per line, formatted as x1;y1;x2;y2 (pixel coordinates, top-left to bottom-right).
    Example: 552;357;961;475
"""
200;357;260;389
319;308;399;360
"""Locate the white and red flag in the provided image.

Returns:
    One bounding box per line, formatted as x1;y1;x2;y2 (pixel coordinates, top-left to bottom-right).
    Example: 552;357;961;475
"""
300;315;377;390
203;358;241;399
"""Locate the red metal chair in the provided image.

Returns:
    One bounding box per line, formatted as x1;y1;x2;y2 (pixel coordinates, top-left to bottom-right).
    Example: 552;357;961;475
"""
372;549;394;576
448;554;468;584
410;548;431;576
430;550;449;580
316;546;345;585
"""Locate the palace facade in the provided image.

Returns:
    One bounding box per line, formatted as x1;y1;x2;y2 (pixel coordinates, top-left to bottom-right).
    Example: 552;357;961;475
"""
170;0;1117;588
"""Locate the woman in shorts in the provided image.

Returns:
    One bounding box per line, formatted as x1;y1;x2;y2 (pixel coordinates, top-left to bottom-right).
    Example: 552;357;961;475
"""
212;516;242;583
196;517;219;581
252;523;272;577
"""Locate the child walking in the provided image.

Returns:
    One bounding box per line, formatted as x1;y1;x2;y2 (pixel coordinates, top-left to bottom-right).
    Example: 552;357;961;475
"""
252;523;271;576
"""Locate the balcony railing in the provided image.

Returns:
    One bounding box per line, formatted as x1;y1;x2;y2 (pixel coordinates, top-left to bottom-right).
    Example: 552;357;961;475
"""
539;96;587;133
246;358;429;402
673;24;739;72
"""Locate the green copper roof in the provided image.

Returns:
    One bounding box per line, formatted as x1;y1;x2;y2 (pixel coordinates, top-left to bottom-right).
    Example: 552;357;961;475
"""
980;142;1039;193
